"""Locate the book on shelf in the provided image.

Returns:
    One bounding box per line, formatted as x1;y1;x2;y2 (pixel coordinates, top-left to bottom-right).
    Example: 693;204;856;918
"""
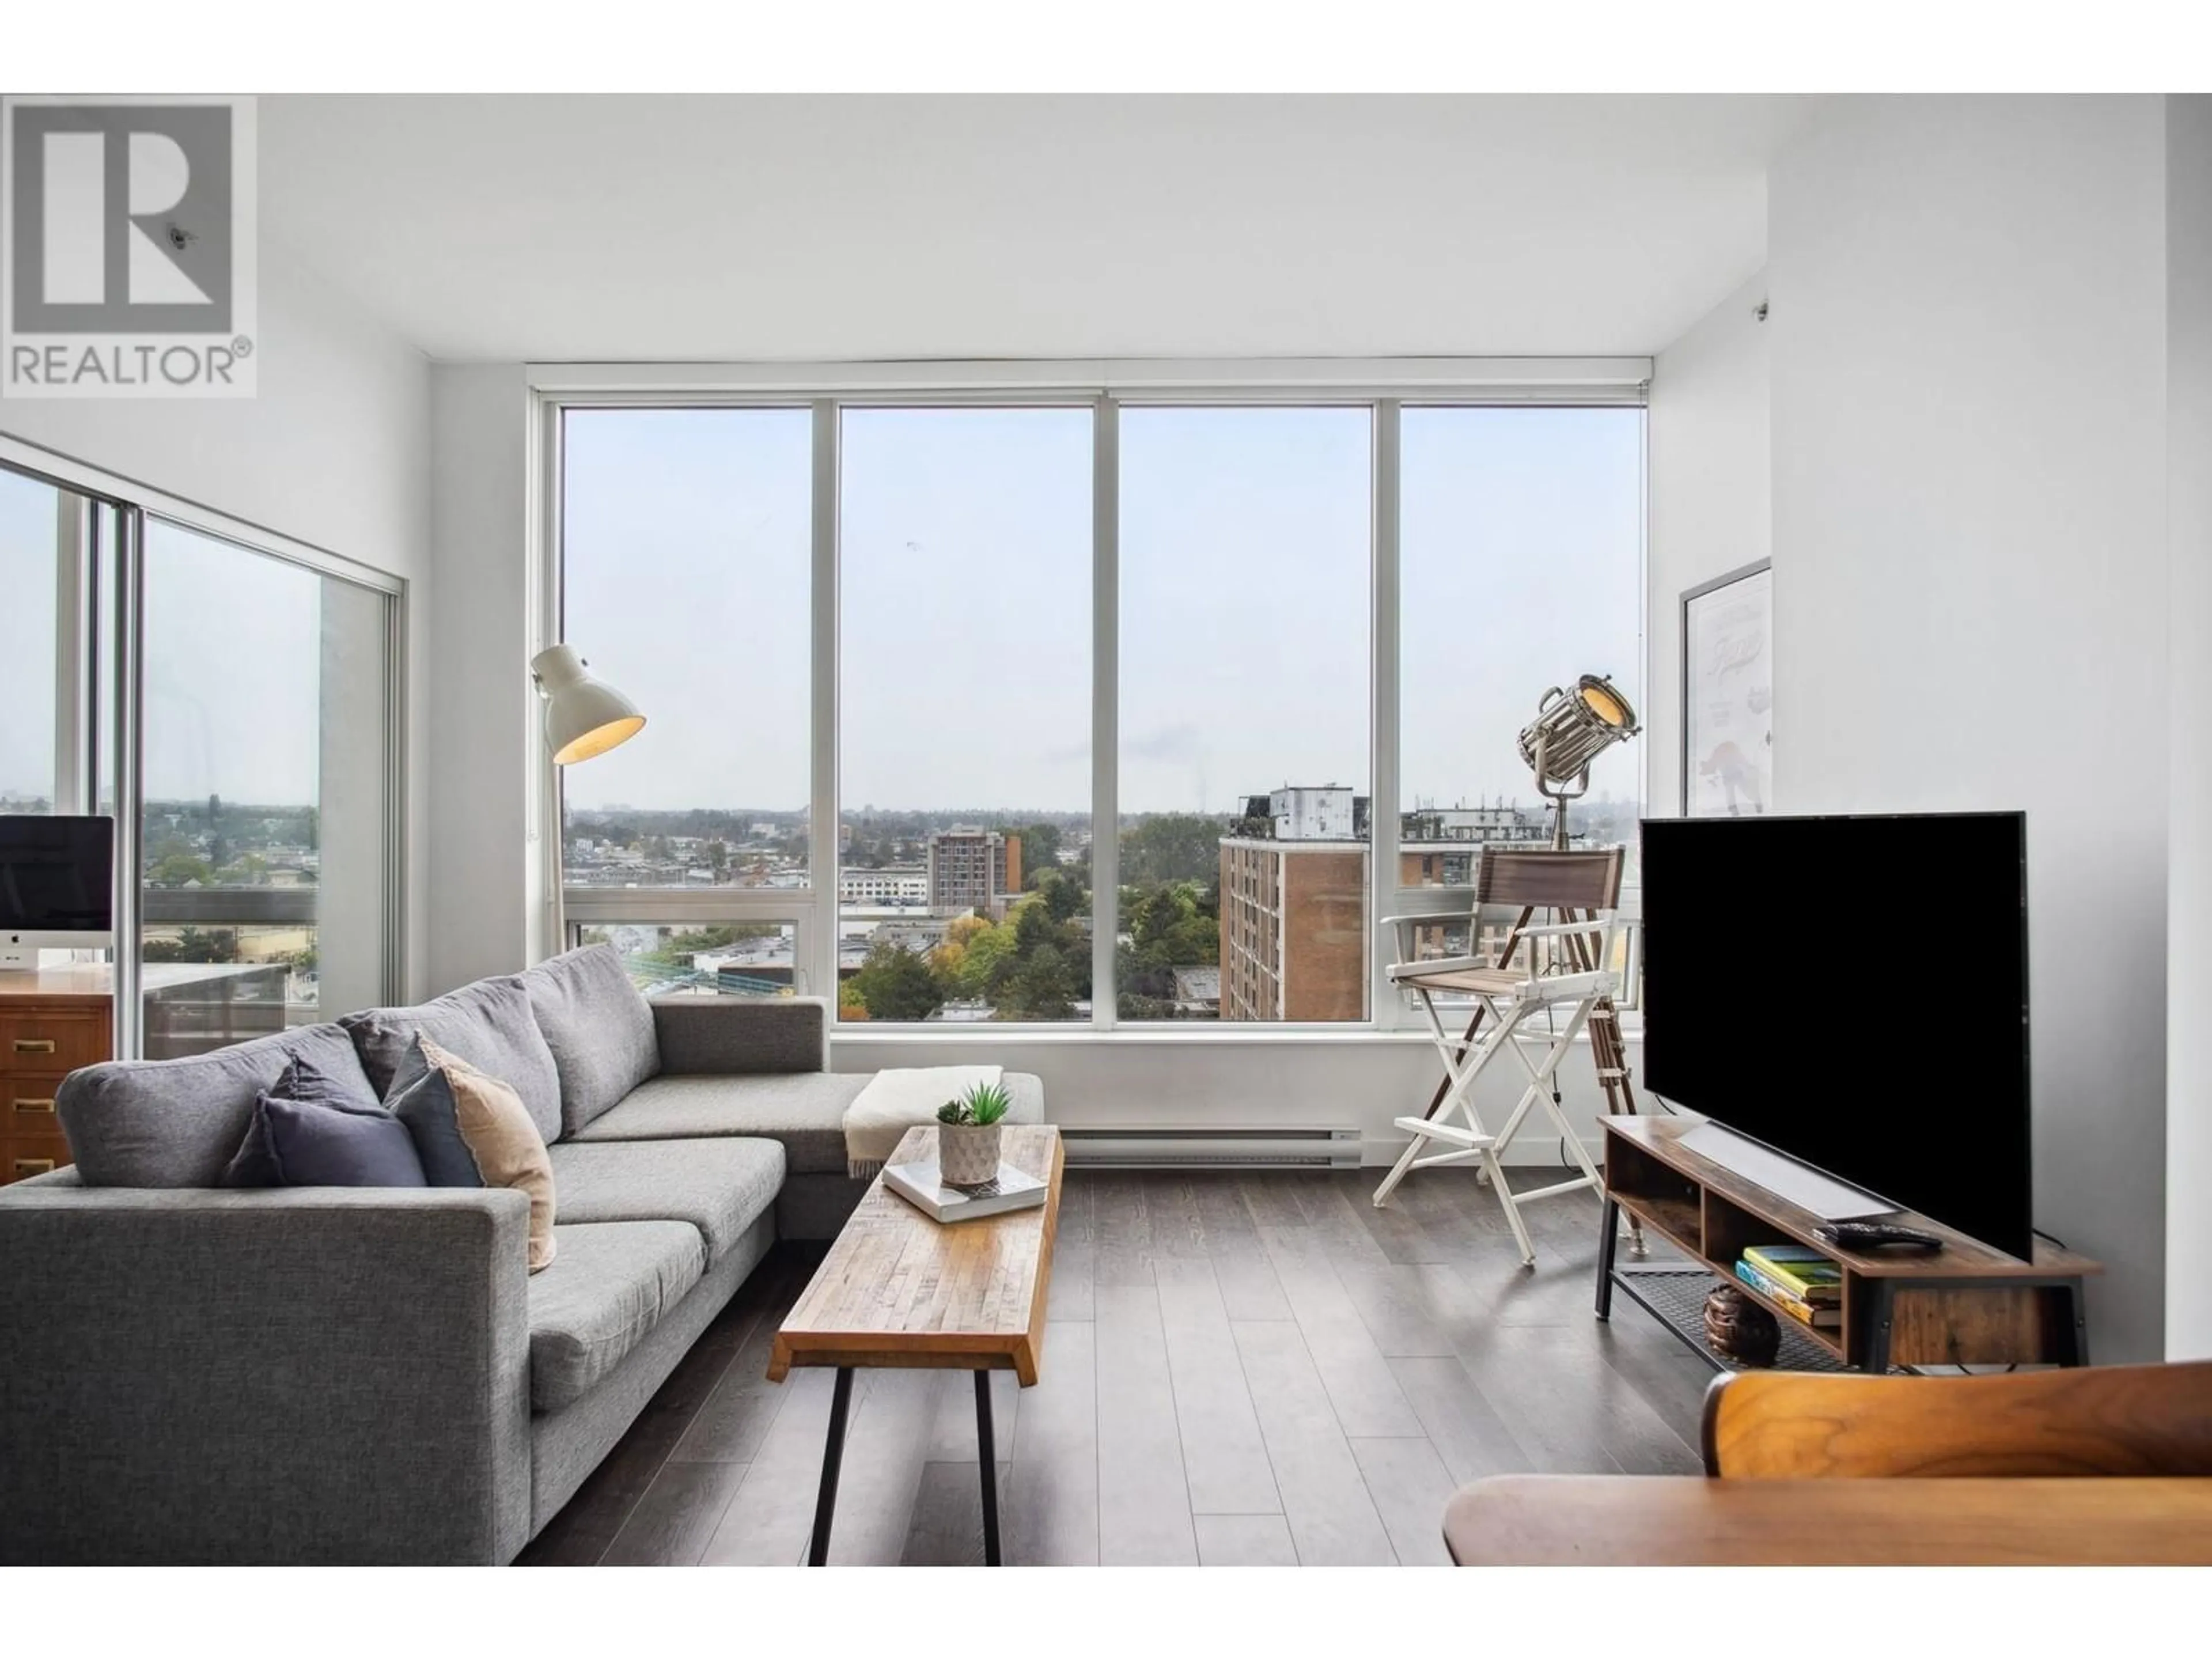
1741;1243;1844;1303
1735;1260;1843;1328
884;1155;1048;1224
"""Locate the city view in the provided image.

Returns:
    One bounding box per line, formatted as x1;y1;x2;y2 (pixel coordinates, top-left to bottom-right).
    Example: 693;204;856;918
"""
565;789;1637;1024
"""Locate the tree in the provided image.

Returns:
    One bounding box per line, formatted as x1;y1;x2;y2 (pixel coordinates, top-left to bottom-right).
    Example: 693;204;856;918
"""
1120;813;1226;886
1017;821;1063;884
837;980;871;1022
849;940;946;1022
1037;869;1084;923
998;941;1077;1020
149;851;213;888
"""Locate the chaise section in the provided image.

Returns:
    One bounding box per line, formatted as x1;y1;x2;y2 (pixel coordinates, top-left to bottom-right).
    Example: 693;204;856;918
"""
545;1137;786;1257
566;1072;866;1172
0;1174;532;1565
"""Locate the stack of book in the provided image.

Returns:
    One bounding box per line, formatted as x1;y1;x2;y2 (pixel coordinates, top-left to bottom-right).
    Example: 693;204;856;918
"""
1735;1243;1843;1330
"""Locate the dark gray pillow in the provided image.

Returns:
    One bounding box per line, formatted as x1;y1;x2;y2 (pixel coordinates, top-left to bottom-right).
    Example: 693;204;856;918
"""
222;1092;427;1188
385;1038;486;1187
57;1022;376;1188
521;944;661;1137
341;975;562;1146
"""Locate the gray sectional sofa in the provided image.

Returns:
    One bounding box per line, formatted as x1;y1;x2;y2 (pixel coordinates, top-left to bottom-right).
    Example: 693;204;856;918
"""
0;946;1044;1565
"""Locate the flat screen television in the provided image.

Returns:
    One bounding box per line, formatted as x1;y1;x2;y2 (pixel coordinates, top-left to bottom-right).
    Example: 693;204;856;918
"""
0;814;115;952
1639;812;2032;1260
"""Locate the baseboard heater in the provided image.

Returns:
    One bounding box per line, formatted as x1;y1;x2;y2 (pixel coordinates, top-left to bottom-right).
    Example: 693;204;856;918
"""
1059;1126;1362;1170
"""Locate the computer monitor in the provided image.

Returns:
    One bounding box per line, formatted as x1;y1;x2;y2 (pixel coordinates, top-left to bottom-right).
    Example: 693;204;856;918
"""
0;815;115;969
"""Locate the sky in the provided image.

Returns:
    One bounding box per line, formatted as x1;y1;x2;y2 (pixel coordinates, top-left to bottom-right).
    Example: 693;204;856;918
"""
562;403;1644;821
6;403;1643;820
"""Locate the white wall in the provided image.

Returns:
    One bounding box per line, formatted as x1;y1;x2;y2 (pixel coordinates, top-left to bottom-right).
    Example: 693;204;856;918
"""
0;245;434;995
426;365;536;992
1647;271;1770;818
1768;96;2170;1359
2167;96;2212;1361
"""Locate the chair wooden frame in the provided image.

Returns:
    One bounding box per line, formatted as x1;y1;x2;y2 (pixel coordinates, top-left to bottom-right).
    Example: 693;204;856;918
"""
1700;1362;2212;1479
1372;848;1633;1263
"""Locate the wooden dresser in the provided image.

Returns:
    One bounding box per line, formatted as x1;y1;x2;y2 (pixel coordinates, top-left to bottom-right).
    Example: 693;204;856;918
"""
0;966;112;1184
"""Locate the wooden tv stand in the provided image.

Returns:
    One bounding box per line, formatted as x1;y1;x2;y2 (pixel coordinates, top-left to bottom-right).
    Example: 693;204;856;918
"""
1597;1116;2099;1373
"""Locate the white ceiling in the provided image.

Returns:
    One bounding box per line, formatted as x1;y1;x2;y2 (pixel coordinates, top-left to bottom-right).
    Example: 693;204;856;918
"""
260;95;1817;363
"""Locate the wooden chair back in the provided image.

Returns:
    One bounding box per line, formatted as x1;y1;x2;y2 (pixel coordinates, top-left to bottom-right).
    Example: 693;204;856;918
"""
1702;1362;2212;1479
1474;847;1624;911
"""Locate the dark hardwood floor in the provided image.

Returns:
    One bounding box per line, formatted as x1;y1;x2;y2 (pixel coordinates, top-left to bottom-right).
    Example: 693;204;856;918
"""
517;1166;1713;1567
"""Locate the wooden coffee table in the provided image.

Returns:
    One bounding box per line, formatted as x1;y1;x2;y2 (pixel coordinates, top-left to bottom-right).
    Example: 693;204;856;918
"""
768;1123;1063;1566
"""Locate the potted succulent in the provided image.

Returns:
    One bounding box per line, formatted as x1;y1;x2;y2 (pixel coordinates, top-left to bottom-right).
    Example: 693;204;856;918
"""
935;1080;1012;1190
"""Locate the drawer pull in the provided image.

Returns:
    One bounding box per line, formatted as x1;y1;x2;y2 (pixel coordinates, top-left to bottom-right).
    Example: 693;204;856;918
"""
12;1038;57;1055
13;1097;57;1113
12;1158;56;1178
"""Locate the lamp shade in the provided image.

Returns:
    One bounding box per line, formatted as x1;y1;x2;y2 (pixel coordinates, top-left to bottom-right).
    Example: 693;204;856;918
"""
531;645;645;766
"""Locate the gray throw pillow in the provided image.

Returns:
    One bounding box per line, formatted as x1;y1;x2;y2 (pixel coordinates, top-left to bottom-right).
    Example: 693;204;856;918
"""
341;975;564;1146
222;1092;427;1188
521;944;661;1137
385;1037;487;1187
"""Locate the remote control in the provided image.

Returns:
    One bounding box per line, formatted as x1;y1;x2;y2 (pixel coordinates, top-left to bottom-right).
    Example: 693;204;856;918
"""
1815;1219;1944;1252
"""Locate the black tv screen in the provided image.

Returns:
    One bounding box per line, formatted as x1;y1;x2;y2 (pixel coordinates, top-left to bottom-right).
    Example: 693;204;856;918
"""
1639;812;2032;1260
0;815;115;934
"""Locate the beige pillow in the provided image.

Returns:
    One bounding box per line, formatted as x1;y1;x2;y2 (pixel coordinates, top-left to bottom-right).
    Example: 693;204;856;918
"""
420;1037;558;1272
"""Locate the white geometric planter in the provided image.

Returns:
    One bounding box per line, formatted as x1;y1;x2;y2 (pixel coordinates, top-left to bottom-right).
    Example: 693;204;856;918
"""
937;1122;1002;1190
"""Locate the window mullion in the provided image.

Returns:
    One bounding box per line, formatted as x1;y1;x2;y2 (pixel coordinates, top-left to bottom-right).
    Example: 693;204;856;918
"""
1090;396;1120;1032
1372;400;1402;1030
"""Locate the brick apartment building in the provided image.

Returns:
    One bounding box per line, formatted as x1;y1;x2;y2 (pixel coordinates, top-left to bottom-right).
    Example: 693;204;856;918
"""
1218;787;1368;1021
926;828;1022;914
1217;791;1555;1020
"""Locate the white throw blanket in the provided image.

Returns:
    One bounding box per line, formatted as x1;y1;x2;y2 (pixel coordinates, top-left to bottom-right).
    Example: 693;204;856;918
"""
844;1065;1005;1178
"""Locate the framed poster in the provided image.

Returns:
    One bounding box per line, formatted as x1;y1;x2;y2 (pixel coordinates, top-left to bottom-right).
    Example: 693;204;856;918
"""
1681;559;1772;817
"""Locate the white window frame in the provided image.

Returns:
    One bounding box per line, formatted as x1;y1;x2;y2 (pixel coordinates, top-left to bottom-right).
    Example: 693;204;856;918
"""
0;432;410;1058
533;359;1649;1039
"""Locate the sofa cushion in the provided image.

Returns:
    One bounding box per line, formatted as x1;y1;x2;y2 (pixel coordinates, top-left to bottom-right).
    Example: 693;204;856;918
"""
563;1070;1047;1176
563;1071;869;1174
545;1137;784;1260
385;1040;486;1189
527;1220;704;1412
342;976;563;1147
521;945;661;1138
57;1022;376;1188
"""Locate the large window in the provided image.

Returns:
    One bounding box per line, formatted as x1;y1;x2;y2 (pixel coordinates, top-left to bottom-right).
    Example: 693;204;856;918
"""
1394;407;1645;978
1119;408;1373;1022
550;377;1646;1031
559;409;813;891
139;521;396;1056
837;408;1092;1023
2;449;404;1066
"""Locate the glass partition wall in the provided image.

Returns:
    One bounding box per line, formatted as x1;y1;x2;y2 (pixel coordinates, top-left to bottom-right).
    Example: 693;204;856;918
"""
553;380;1648;1032
0;454;402;1060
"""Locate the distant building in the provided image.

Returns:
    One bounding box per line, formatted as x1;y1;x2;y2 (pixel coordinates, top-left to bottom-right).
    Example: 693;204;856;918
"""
838;867;928;905
1397;803;1550;884
1218;787;1367;1021
926;828;1021;914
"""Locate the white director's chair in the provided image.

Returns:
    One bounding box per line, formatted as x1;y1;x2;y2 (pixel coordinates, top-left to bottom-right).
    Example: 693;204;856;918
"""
1373;847;1635;1264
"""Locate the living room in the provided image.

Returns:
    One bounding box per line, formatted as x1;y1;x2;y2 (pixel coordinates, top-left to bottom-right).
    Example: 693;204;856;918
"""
2;11;2208;1631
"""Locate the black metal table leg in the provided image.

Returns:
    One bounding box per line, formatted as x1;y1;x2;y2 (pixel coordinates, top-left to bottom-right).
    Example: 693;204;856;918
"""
806;1366;857;1566
1594;1196;1620;1319
975;1369;1002;1566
